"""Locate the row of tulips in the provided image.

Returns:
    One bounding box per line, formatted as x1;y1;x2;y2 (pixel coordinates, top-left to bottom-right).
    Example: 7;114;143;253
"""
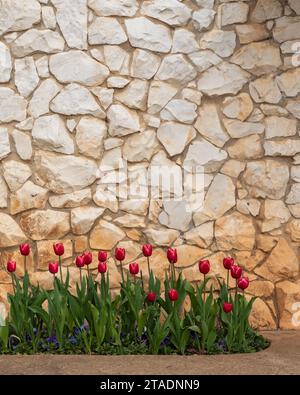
0;242;267;355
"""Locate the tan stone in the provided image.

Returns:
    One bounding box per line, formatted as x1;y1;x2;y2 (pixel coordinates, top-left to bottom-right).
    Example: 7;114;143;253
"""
36;239;73;270
249;298;277;330
0;213;27;247
247;280;274;298
222;93;253;121
235;250;266;272
19;209;70;240
126;229;142;242
286;219;300;242
71;206;105;235
249;75;282;104
74;236;88;253
237;199;261;217
256;234;278;252
221;160;245;178
10;181;48;215
143;226;180;247
89;220;125;250
235;23;270;44
184;221;214;249
228;134;263;160
0;249;34;277
276;280;300;329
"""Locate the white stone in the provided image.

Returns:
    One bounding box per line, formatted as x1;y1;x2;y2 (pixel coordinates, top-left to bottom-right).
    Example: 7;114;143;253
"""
93;186;119;213
115;80;149;111
76;116;107;159
184;221;214;248
107;77;130;89
103;45;130;74
49;50;109;86
188;50;222;72
155;54;196;85
35;56;49;78
161;100;197;124
131;49;160;80
28;78;61;118
192;9;216;31
265;116;297;139
291;166;300;182
197;62;250;96
261;104;288;117
231;42;282;76
286;99;300;119
0;213;26;248
181;89;202;106
276;68;300;97
91;87;113;110
264;200;290;225
88;0;138;16
104;138;123;151
237;199;260;217
32;114;74;154
10;180;48;215
15;57;39;97
0;176;8;208
114;214;146;228
183;140;227;173
251;0;283;23
51;0;87;49
172;29;199;54
218;2;249;26
264;139;300;157
147;81;178;114
273;16;300;43
143;226;180;246
0;88;27;122
2;160;32;192
99;147;123;173
119;199;149;216
0;0;41;35
71;206;105;235
12;129;32;160
288;0;300;14
0;42;12;82
123;130;159;162
11;29;65;57
16;118;33;130
159;200;192;231
286;183;300;204
42;6;56;29
141;0;192;26
107;105;140;137
195;102;229;147
223;119;264;138
49;189;92;208
34;151;98;194
222;93;253;121
0;128;10;160
157;122;196;156
88;17;127;45
195;0;214;8
50;83;105;118
221;159;245;178
125;17;172;53
249;75;282;104
200;29;236;57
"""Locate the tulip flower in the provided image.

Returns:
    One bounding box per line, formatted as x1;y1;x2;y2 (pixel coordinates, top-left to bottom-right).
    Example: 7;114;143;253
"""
49;262;59;275
98;261;107;274
19;243;30;274
223;256;234;289
223;302;233;314
199;260;210;275
147;292;156;303
231;265;242;279
83;251;93;277
167;248;177;264
53;243;64;282
168;288;178;302
129;262;139;280
142;244;153;276
238;277;249;291
7;260;16;273
115;247;125;282
98;251;107;262
75;255;85;282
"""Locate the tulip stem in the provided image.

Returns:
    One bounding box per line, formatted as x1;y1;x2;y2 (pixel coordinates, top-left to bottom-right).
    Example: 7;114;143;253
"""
147;257;151;277
203;274;206;303
87;264;90;278
11;273;15;294
235;279;238;300
120;260;124;283
79;267;82;284
59;256;63;283
226;270;229;290
24;255;27;274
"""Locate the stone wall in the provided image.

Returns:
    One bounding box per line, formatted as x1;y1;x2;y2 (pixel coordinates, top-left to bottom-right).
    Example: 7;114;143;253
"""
0;0;300;330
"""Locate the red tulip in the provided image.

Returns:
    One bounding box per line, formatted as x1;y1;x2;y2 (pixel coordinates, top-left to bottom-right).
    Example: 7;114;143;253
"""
98;261;107;274
75;255;85;268
168;288;178;302
7;260;16;273
115;248;125;261
53;243;64;256
129;262;139;275
147;292;156;303
198;259;210;275
223;256;234;270
167;248;177;264
223;302;233;313
83;251;93;265
142;244;152;257
238;277;249;291
231;265;242;279
19;243;30;256
98;250;107;262
49;262;59;275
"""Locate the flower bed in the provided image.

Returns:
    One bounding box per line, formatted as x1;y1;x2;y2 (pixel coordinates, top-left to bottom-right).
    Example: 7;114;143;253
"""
0;243;269;355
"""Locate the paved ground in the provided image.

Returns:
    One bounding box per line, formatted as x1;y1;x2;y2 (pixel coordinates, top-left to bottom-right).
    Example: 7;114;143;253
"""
0;331;299;375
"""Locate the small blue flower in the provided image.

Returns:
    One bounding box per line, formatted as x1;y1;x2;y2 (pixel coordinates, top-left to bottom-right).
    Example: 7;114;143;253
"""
68;336;77;345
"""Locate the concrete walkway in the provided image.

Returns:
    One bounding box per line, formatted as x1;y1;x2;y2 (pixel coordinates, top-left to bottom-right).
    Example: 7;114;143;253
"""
0;331;299;375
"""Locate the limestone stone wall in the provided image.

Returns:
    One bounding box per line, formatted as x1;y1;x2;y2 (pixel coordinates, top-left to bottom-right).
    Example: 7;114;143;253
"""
0;0;300;330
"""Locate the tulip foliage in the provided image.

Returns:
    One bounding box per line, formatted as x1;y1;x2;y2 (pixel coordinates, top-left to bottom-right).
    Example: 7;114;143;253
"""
0;245;268;355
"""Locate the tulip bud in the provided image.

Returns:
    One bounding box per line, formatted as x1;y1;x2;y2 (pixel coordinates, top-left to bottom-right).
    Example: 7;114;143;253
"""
231;264;242;279
167;248;177;264
147;292;156;303
238;276;249;291
198;259;210;275
98;251;107;262
53;243;64;256
115;247;125;261
129;262;139;275
75;255;85;268
19;243;30;256
49;262;59;274
83;251;93;266
98;261;107;274
7;260;16;273
223;256;234;270
142;244;152;257
223;302;233;313
168;288;178;302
